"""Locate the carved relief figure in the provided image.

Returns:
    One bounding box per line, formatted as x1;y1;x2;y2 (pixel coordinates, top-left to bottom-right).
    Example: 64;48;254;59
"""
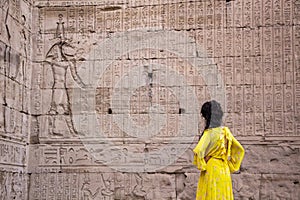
10;173;22;199
13;15;27;82
81;175;101;200
132;173;146;199
100;174;114;200
0;172;8;200
45;14;86;136
1;0;10;40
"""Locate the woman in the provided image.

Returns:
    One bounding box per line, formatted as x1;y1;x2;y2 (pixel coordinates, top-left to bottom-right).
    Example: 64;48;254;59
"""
193;100;244;200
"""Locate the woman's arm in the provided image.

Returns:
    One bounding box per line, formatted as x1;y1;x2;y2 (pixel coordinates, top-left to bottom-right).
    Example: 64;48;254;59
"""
193;131;210;171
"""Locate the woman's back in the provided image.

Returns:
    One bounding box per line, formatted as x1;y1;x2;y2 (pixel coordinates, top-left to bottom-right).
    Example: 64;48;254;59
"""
202;127;228;161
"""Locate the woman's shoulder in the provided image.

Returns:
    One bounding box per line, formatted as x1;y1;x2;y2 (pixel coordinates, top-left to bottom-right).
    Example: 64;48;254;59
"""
204;126;224;134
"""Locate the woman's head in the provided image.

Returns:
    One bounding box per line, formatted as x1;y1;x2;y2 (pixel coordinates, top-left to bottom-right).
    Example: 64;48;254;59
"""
201;100;223;129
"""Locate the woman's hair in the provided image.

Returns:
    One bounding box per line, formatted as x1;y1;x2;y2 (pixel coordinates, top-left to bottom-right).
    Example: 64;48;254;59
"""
201;100;223;130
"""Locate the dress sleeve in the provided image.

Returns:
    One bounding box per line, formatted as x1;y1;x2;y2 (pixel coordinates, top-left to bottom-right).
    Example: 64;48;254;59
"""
193;131;210;171
224;127;245;173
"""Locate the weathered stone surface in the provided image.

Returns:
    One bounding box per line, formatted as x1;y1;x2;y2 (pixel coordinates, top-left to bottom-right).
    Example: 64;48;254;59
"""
29;172;176;199
0;171;28;200
242;144;300;174
261;174;300;200
0;0;300;199
232;173;261;200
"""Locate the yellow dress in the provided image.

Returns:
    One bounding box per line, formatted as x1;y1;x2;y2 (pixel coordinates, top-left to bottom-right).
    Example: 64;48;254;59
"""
193;127;245;200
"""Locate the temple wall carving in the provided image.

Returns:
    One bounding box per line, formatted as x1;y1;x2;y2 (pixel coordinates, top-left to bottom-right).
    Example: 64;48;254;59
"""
0;0;299;199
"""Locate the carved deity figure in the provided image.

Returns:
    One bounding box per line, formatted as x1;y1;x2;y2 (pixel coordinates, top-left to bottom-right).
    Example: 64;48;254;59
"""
45;14;86;136
101;174;114;200
1;0;10;40
13;15;27;82
81;182;100;200
0;172;8;200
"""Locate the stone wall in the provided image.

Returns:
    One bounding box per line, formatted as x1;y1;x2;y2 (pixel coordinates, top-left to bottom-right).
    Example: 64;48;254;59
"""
0;0;300;199
0;0;33;199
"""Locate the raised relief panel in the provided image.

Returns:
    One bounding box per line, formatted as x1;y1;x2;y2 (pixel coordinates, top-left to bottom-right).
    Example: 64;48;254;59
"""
283;26;294;84
168;3;176;30
263;0;273;26
264;112;274;135
104;10;114;32
274;85;283;112
4;107;15;134
5;78;14;108
214;28;223;57
224;113;234;132
78;6;86;34
294;0;300;25
254;56;263;85
234;28;243;57
0;41;5;75
67;7;76;33
243;56;253;85
263;27;273;55
253;28;262;55
235;85;243;113
234;57;243;85
253;0;263;27
205;29;214;57
35;8;45;61
96;7;105;33
41;62;54;89
0;105;4;132
273;0;283;25
264;85;273;112
131;7;140;30
245;112;254;135
225;86;234;113
274;112;284;135
86;6;95;33
243;28;252;56
284;84;294;112
195;29;204;47
283;0;292;25
273;27;283;84
263;27;273;84
0;139;26;167
225;57;234;85
243;0;252;27
254;112;264;136
30;173;80;200
123;8;131;31
214;1;226;29
234;113;244;136
263;55;273;85
284;112;295;135
233;0;243;27
295;84;300;114
7;48;21;81
10;0;21;21
205;0;214;29
114;9;122;31
0;171;28;200
225;28;234;56
244;85;253;113
294;26;300;83
176;3;186;30
195;1;204;29
225;0;234;27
